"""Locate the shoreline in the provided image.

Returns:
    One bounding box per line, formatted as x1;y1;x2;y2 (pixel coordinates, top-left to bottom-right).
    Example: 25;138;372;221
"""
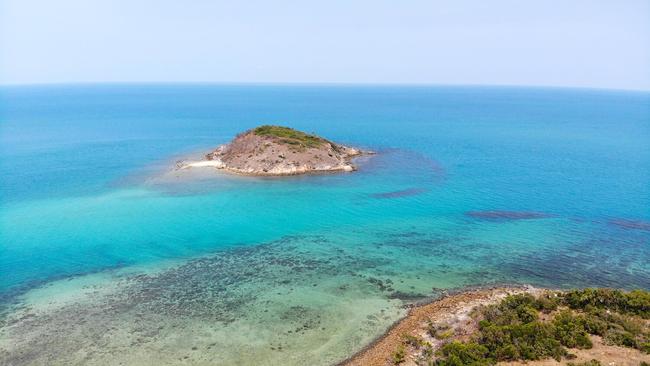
176;150;374;177
339;285;650;366
178;158;357;176
173;126;374;177
339;285;534;366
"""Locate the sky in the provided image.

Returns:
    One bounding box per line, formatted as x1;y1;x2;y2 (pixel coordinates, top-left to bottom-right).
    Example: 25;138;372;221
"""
1;0;649;90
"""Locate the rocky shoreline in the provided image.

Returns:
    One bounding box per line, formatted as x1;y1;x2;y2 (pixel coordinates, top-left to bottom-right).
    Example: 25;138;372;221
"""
339;286;533;366
179;125;369;176
340;286;650;366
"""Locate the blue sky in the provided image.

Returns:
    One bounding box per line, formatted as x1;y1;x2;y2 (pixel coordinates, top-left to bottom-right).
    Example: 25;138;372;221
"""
1;0;649;89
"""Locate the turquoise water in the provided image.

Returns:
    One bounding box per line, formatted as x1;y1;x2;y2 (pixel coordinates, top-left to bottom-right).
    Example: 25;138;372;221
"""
1;84;649;365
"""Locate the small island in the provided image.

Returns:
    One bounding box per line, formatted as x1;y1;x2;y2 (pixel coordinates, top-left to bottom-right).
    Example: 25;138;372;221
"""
181;125;367;176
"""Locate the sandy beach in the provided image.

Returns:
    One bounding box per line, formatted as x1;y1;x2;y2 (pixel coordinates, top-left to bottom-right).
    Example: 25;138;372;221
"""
180;160;226;169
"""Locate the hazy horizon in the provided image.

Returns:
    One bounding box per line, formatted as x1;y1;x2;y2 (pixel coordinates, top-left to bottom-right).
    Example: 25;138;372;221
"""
1;0;649;90
2;81;650;93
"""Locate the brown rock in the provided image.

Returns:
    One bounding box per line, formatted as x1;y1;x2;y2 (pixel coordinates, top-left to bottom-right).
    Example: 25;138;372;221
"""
204;125;366;176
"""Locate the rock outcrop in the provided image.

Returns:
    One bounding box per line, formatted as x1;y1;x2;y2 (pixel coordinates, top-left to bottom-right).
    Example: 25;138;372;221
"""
191;125;365;176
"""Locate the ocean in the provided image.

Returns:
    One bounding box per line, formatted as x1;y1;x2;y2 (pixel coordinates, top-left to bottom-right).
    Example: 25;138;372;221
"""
1;84;649;365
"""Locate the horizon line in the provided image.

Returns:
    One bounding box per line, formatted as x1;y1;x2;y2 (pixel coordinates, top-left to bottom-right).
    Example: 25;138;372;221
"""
1;80;649;93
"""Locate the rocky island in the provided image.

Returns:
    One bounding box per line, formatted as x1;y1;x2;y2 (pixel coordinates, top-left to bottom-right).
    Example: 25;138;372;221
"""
181;125;366;176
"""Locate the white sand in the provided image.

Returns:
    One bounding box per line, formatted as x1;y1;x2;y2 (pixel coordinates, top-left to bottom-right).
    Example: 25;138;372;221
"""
179;160;225;169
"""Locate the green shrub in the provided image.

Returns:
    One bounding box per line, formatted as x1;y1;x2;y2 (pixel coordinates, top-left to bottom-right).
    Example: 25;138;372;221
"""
552;310;593;349
479;321;565;361
481;294;540;326
428;322;453;339
436;341;492;366
403;334;427;348
501;293;538;309
392;344;406;364
581;312;608;336
426;321;438;337
252;125;327;149
603;329;638;349
404;289;650;366
561;289;650;318
579;306;648;353
627;290;650;318
535;293;560;312
640;341;650;354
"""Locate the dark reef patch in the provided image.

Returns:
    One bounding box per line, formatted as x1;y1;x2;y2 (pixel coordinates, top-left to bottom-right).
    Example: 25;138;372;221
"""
0;234;399;365
386;291;429;303
466;210;552;221
608;218;650;231
501;237;650;290
371;188;428;199
2;224;649;365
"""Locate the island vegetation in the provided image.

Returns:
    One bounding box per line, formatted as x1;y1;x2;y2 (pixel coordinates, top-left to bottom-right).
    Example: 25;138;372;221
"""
432;289;649;366
251;125;330;149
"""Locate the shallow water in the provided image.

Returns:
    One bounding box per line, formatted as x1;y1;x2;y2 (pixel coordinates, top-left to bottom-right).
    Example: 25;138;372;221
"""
1;85;649;365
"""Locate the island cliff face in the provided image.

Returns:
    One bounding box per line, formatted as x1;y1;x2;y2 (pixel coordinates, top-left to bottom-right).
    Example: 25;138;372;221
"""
202;125;364;176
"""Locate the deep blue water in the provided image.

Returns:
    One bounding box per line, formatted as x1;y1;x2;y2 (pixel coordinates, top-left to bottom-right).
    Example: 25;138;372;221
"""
0;85;649;364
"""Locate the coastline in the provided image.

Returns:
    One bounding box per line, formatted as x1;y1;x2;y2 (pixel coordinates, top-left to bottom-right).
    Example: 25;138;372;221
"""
178;158;357;176
339;285;534;366
175;125;370;176
175;149;373;177
339;285;650;366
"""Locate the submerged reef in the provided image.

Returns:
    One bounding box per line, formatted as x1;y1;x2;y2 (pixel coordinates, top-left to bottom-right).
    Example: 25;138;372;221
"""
1;226;648;366
371;188;428;199
609;219;650;232
466;210;552;221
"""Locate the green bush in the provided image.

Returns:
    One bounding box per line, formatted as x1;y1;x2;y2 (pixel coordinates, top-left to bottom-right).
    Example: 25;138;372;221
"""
553;310;593;349
578;306;648;353
436;341;492;366
627;290;650;318
640;341;650;354
481;294;540;326
535;293;560;312
562;289;650;318
403;334;428;348
252;125;327;149
438;329;455;339
428;322;453;339
413;289;650;366
479;321;566;361
581;312;608;336
392;344;406;364
603;329;638;349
